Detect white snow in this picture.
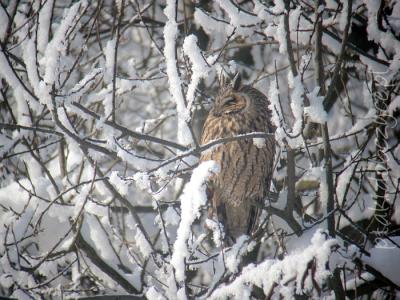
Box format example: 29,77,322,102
304,87,327,124
290,76,304,136
216,0,259,27
209,230,337,299
268,79,285,144
225,236,250,273
205,218,224,247
171,161,220,282
43,1,85,85
69,68,103,101
134,227,153,259
81,214,118,263
164,206,180,227
183,35,210,115
146,287,167,300
22,38,41,98
163,0,193,146
265,16,287,54
73,184,91,219
117,148,158,171
132,172,152,190
0,51,34,104
338,1,349,31
253,137,266,148
57,107,76,133
109,171,129,196
37,0,54,53
14,89,31,126
193,8,229,35
0,274,13,289
319,165,328,210
104,38,116,84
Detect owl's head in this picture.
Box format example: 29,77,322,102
212,73,247,117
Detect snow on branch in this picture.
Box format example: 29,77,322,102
289,75,304,138
268,79,285,145
209,230,337,299
0,51,36,107
163,0,192,146
39,0,87,109
171,161,220,282
104,38,117,84
37,0,54,53
193,8,230,35
216,0,259,27
183,35,211,116
22,38,41,102
43,1,86,86
304,87,327,124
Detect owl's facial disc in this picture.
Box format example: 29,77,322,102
219,95,246,115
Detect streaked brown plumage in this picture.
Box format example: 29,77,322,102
200,74,275,240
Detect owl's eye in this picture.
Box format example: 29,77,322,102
223,97,236,106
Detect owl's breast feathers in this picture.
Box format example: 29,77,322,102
200,113,275,237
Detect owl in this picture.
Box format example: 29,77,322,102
200,73,276,241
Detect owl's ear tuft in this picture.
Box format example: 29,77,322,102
218,71,241,89
218,71,227,88
231,72,242,90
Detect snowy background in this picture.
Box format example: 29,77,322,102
0,0,400,299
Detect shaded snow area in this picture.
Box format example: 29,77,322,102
362,237,400,286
